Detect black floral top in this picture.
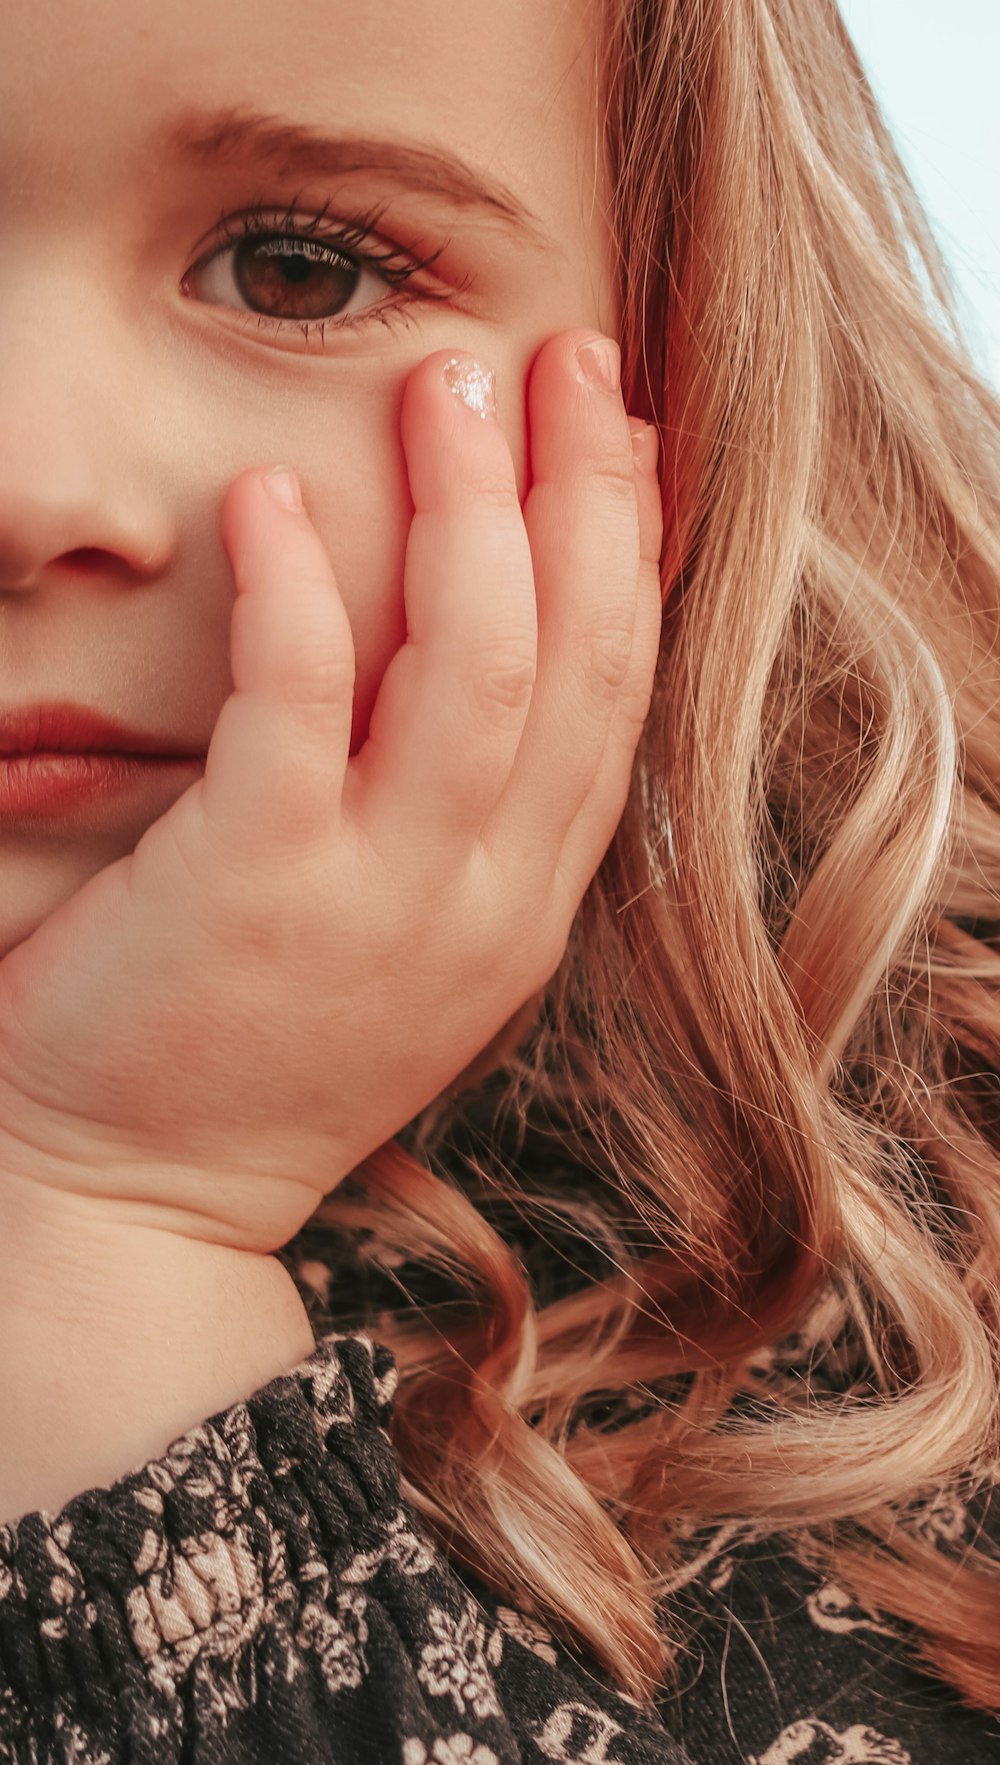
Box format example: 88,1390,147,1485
1,1324,998,1764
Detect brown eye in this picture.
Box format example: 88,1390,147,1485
181,203,450,349
190,229,385,327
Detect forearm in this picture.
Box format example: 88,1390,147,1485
0,1176,315,1525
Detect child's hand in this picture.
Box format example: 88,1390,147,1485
0,332,662,1255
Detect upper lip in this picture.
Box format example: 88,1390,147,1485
0,703,206,758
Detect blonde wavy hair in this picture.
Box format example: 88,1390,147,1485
299,0,1000,1717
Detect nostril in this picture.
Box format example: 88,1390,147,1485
58,548,109,574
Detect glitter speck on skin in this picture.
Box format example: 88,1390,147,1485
443,356,497,420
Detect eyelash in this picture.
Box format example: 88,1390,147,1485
184,193,456,347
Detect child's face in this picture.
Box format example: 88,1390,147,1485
0,0,616,954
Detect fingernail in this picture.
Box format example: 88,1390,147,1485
576,337,621,394
443,356,497,420
263,466,302,512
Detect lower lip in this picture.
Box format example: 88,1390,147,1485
0,753,205,817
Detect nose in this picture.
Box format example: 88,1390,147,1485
0,290,174,591
0,504,171,592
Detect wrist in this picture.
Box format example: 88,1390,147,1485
0,1177,316,1525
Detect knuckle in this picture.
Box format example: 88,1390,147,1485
469,648,537,717
591,453,639,505
473,470,521,514
277,645,355,710
579,618,634,698
622,677,656,742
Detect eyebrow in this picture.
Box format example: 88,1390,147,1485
160,105,548,247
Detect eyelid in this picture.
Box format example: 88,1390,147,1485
191,192,447,271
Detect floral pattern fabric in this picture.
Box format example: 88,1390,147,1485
0,1329,998,1763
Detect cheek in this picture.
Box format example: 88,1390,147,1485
348,548,409,756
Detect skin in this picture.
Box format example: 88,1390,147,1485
0,0,663,1520
0,0,618,957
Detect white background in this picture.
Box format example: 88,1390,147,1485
840,1,1000,389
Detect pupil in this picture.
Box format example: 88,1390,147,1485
280,254,312,286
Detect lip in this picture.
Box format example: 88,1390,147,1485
0,753,205,818
0,703,206,820
0,702,205,759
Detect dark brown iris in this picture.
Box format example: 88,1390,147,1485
232,236,358,321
